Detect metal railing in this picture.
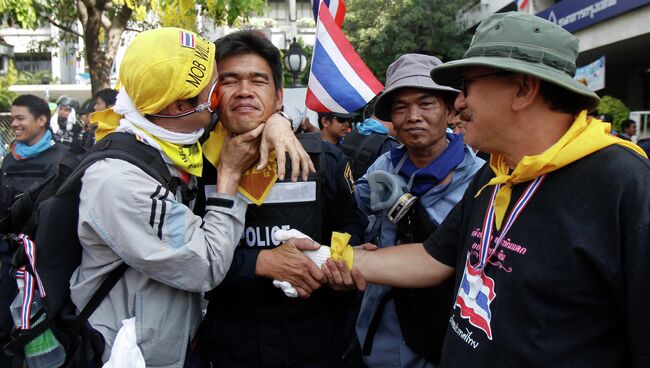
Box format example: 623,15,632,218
0,113,15,162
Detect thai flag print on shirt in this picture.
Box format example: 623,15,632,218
453,175,545,341
180,31,195,49
455,255,497,339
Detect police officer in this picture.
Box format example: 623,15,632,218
318,111,356,145
199,30,365,367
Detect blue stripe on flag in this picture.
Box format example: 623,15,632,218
475,289,492,318
311,41,367,112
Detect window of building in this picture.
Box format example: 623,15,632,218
14,52,51,73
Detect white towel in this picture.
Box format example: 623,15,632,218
272,229,331,298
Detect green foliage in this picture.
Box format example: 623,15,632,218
345,0,469,83
14,70,56,85
0,61,18,112
0,0,270,94
598,95,629,133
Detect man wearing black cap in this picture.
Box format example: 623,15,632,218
322,12,650,367
318,111,356,145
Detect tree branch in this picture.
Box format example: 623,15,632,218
77,0,89,26
45,16,84,38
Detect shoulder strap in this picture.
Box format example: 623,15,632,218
57,132,173,196
71,263,129,335
342,132,392,165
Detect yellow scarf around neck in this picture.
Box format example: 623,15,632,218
91,109,204,177
202,123,278,205
478,111,647,230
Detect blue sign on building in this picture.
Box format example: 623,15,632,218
536,0,650,33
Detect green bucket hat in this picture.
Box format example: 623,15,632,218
431,12,600,111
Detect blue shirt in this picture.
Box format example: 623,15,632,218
354,144,484,368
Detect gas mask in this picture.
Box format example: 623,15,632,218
367,170,417,224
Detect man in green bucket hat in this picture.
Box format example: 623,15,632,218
320,11,650,367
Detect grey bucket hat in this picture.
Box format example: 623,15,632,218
374,53,459,121
430,12,600,111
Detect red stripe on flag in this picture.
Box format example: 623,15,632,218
318,2,383,94
333,0,346,27
306,88,329,112
456,297,493,339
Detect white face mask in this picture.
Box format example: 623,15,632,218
113,89,204,145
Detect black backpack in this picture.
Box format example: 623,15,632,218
339,131,397,179
3,132,175,367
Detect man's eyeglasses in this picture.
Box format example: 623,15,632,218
149,81,221,119
458,71,512,97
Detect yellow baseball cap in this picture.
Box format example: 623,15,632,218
120,27,216,115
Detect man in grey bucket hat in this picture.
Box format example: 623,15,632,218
349,53,483,367
322,12,650,367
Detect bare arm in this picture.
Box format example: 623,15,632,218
258,112,315,181
353,243,454,288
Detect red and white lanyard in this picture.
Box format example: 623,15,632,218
475,175,546,271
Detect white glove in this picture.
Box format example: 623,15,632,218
272,229,331,298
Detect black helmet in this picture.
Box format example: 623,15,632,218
56,95,80,111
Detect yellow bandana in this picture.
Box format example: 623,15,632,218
202,123,277,205
478,111,647,230
91,109,204,177
330,232,354,269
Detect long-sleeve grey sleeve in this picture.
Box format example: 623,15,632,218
78,158,247,292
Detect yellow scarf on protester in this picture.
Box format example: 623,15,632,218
91,109,204,177
202,123,278,205
478,111,647,231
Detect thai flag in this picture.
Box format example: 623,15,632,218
516,0,529,11
306,1,383,113
312,0,345,28
454,256,496,340
180,31,195,49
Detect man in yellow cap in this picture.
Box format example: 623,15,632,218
69,27,309,367
321,12,650,367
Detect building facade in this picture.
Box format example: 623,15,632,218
459,0,650,111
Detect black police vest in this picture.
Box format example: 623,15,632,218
340,131,396,179
239,132,324,249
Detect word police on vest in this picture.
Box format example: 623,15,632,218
244,224,291,247
272,229,331,298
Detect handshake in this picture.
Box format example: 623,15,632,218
266,229,373,298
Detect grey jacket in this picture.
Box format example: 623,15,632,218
69,157,247,368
